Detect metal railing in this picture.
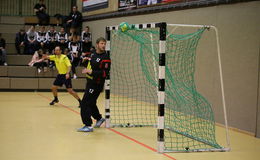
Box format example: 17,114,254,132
0,0,74,16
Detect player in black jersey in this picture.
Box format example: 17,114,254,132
66,6,82,33
57,27,68,51
68,35,81,79
36,26,47,50
78,37,111,132
81,26,92,53
46,26,57,53
34,0,49,25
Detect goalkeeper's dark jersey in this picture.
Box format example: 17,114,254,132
85,51,111,86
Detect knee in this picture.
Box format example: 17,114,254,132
67,89,74,94
51,86,57,90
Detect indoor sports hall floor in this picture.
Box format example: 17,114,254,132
0,92,260,160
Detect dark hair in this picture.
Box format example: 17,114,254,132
55,46,61,50
38,49,43,54
85,26,90,29
96,37,106,44
64,48,69,52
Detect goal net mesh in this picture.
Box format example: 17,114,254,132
109,25,222,151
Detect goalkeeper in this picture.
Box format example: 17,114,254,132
78,37,111,132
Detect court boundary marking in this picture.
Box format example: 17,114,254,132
37,92,256,137
37,93,176,160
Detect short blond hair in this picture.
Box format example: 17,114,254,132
96,37,106,44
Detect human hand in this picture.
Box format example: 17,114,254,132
83,57,91,61
66,73,70,79
82,68,92,74
42,54,48,59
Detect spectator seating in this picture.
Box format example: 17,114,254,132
0,16,85,91
24,16,62,26
6,55,32,65
0,65,86,90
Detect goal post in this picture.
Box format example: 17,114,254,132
105,22,230,153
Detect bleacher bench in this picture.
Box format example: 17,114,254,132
24,16,62,26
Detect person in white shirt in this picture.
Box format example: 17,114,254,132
25,26,38,55
28,49,48,73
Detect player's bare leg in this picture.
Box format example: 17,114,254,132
67,88,81,107
50,85,59,105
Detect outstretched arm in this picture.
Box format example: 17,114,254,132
42,54,50,60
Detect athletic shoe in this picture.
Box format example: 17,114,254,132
77,126,93,132
94,118,105,128
49,99,59,105
73,74,77,79
4,62,7,66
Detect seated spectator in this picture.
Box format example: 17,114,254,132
15,29,26,54
46,26,58,54
0,33,7,66
68,35,81,79
34,0,50,25
28,49,48,73
81,26,92,53
45,26,57,69
66,6,82,33
36,26,47,50
57,27,68,51
68,27,77,42
63,48,69,56
25,26,38,55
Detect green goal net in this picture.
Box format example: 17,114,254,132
107,23,226,152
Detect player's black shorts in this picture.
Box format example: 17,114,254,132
53,74,72,88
